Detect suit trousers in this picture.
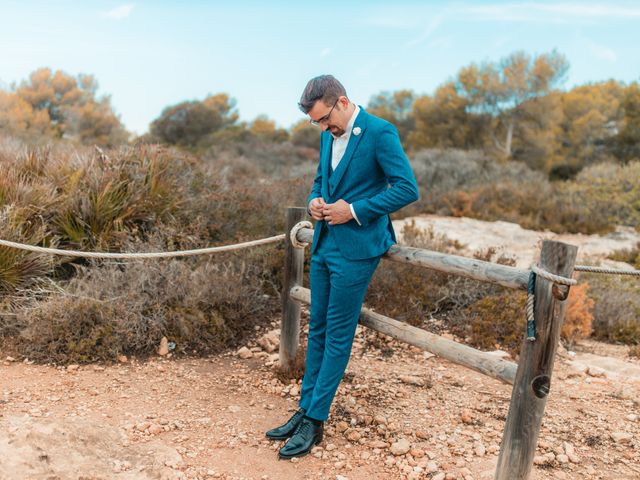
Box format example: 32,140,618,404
298,224,381,421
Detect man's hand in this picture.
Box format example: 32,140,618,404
308,197,326,221
323,199,353,225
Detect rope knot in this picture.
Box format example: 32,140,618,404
290,221,313,249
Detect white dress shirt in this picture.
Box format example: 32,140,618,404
316,104,362,225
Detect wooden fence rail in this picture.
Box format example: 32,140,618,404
281,207,577,480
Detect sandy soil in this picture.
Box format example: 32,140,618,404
1,325,639,480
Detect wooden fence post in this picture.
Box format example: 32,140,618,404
279,207,307,376
495,240,578,479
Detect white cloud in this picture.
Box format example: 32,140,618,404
457,3,640,22
405,14,445,48
586,39,618,62
320,48,331,58
102,4,134,20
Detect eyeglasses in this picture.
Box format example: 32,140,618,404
309,98,339,127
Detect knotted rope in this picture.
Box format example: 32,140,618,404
289,221,313,249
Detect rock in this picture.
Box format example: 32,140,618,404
399,375,425,387
426,461,438,473
149,424,164,435
289,385,299,396
432,473,446,480
415,430,429,440
117,355,128,363
587,366,607,378
626,414,638,422
67,364,80,372
460,409,474,425
336,476,349,480
237,347,253,359
474,443,486,457
390,438,411,456
563,442,580,463
556,454,569,464
158,337,169,356
325,443,336,451
228,405,241,413
5,356,15,362
610,432,633,444
336,421,349,433
346,430,361,442
257,330,280,353
409,448,425,458
370,440,388,449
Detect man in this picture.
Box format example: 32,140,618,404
266,75,419,459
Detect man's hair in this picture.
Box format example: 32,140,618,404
298,75,347,114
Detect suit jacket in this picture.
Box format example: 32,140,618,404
307,107,419,260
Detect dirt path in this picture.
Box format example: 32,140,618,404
1,323,639,480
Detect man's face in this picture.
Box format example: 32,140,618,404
308,96,349,136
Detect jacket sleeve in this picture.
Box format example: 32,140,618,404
351,123,419,226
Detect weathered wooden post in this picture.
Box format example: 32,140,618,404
279,207,307,376
495,240,578,480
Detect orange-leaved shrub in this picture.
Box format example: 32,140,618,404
561,282,595,345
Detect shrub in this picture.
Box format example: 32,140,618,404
561,282,595,345
15,248,282,363
460,291,526,357
584,273,640,345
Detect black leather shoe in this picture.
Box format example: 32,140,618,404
265,408,306,440
278,417,324,459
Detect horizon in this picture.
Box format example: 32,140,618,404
1,1,639,135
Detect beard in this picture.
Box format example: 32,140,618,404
329,124,346,137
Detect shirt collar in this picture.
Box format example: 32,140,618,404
331,104,360,140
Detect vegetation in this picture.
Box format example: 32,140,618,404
0,50,638,363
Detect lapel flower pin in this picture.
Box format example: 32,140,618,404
352,127,361,136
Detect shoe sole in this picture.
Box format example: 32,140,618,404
277,435,323,460
265,433,291,441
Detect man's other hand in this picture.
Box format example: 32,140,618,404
308,197,326,221
323,199,353,225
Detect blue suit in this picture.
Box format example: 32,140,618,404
299,107,419,421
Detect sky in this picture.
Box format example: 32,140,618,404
1,1,639,135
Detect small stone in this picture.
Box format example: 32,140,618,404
5,356,15,362
410,448,425,458
336,421,349,433
474,443,486,457
432,474,446,480
587,366,607,378
390,438,411,456
325,443,336,451
228,405,241,413
610,432,633,444
346,430,361,442
415,430,429,440
626,414,638,422
426,461,438,473
556,454,569,464
399,375,425,386
148,424,163,435
158,337,169,356
237,347,253,359
563,442,580,463
460,409,474,425
117,355,128,363
67,364,80,372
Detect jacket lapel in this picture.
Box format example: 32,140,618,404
321,132,332,199
328,108,367,196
